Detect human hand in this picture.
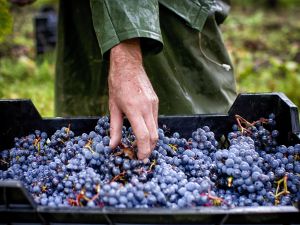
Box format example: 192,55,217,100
108,38,159,160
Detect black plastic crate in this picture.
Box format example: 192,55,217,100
0,93,299,224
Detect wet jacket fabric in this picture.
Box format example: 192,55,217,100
55,0,236,116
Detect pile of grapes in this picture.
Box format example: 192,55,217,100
0,114,299,208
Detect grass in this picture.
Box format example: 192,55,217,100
222,4,300,108
0,53,55,117
0,2,55,117
0,2,300,117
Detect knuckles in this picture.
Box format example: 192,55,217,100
123,97,156,114
151,96,159,105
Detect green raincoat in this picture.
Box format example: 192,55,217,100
55,0,237,116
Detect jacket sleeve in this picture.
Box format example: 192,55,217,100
90,0,163,57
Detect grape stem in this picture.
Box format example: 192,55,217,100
75,190,90,206
90,184,101,201
110,159,156,183
0,159,9,165
148,159,156,171
110,171,127,183
168,144,178,151
275,174,290,205
235,115,269,135
84,139,95,153
206,189,226,206
227,176,233,187
115,143,137,159
33,137,41,155
67,198,77,206
68,185,101,207
65,124,71,135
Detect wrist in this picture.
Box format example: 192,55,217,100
110,38,142,69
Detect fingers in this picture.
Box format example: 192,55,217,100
126,113,151,160
152,98,159,143
124,95,158,160
144,112,158,151
108,94,158,160
152,96,159,128
109,102,123,149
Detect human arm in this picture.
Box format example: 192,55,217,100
89,0,163,158
108,38,159,160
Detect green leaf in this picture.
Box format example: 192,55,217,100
0,0,13,42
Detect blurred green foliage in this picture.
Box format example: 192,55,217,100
0,53,55,117
230,0,300,8
0,1,55,116
32,0,58,9
222,2,300,109
0,0,299,117
0,0,13,42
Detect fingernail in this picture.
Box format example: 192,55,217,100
109,140,114,148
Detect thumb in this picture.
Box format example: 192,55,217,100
109,102,123,149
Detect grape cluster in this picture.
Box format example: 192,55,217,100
0,114,299,208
